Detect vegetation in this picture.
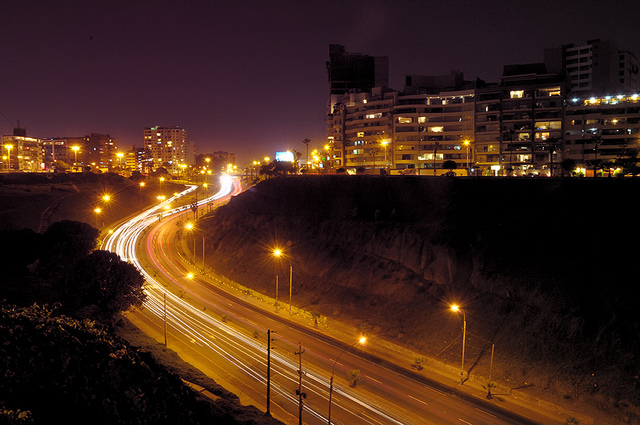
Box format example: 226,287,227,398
0,216,283,425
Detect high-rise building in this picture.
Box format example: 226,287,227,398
545,39,640,96
564,94,640,175
475,63,567,176
2,127,43,172
143,126,188,174
84,133,117,172
41,136,84,170
326,44,389,115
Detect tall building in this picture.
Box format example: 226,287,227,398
564,94,640,174
41,137,83,169
475,64,567,176
143,126,188,174
328,70,476,174
394,88,475,174
84,133,117,172
326,44,389,115
545,39,640,96
2,127,43,172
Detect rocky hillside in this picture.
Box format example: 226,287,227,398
201,175,640,422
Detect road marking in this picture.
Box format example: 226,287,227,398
408,394,429,406
361,411,385,425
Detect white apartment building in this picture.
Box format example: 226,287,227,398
143,126,188,174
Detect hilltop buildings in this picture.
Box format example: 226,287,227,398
327,42,640,176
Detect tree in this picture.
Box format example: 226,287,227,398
38,221,99,280
442,160,457,171
63,250,145,320
560,158,577,177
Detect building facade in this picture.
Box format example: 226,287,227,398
2,128,43,172
545,39,640,96
474,64,567,176
143,126,188,174
564,94,640,175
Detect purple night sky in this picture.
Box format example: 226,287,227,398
2,0,640,166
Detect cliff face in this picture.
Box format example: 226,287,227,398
202,175,640,405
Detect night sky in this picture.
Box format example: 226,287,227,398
2,0,640,166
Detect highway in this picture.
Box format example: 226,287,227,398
103,175,553,425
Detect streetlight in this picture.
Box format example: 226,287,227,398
381,139,390,173
71,146,80,168
272,248,293,315
185,222,205,270
94,207,101,228
4,144,13,171
117,152,124,170
450,304,466,384
463,139,471,176
139,182,145,208
328,336,367,425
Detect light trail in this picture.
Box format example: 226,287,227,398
103,175,542,425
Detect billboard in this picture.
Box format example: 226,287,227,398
275,151,294,162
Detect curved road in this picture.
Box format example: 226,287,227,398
103,175,559,425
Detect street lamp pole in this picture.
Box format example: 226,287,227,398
328,337,366,425
288,259,293,315
451,304,466,384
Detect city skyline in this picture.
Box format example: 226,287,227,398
2,0,640,166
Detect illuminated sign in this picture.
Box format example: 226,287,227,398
275,151,294,162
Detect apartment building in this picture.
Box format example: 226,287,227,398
564,94,640,174
545,39,640,96
143,126,188,174
2,128,43,172
394,89,475,174
475,64,567,176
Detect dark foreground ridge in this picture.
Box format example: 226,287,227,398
201,175,640,425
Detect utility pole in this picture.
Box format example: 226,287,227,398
267,330,276,415
289,260,293,315
295,343,306,425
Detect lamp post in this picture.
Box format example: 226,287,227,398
94,207,101,228
273,248,293,315
328,337,366,425
4,144,13,171
185,222,205,270
450,304,466,384
381,139,390,173
71,146,80,169
463,139,471,176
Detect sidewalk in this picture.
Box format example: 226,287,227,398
179,254,593,425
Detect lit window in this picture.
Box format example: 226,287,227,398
357,132,365,137
397,117,412,124
429,126,444,132
510,90,524,98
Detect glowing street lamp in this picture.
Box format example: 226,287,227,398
328,336,367,425
94,207,102,228
272,248,293,315
450,304,466,384
4,144,13,171
71,146,80,167
185,222,205,270
381,139,390,172
462,139,471,175
116,152,124,170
